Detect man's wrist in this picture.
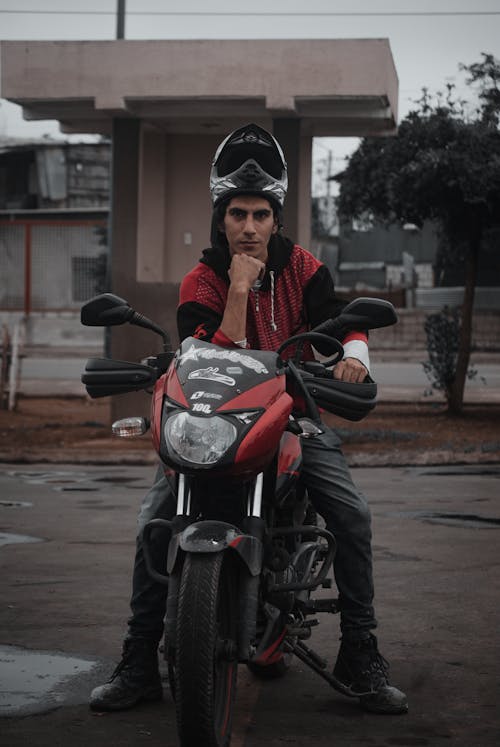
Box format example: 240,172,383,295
343,339,370,373
230,281,251,295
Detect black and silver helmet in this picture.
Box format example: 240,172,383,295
210,123,288,208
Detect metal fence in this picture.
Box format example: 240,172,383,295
0,218,108,313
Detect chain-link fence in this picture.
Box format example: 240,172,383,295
0,218,108,312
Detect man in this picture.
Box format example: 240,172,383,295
90,123,408,715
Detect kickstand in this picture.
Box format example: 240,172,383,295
284,639,355,698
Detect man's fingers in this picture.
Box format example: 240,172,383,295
333,358,367,383
229,254,265,286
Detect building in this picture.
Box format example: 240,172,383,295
0,139,110,348
0,37,399,412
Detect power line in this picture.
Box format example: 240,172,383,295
0,9,499,16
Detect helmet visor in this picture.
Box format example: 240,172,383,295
214,124,286,179
210,123,288,208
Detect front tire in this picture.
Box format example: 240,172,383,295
175,552,238,747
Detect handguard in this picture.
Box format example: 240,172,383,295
302,375,377,421
81,357,157,398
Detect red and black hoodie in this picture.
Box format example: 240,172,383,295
177,235,367,356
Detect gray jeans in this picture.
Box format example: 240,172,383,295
128,427,376,642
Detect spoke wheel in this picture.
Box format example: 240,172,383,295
175,552,238,747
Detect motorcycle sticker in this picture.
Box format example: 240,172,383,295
192,402,212,414
191,390,223,400
188,367,236,386
179,344,269,374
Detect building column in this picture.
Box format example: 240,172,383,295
109,118,150,421
110,118,140,309
108,119,180,422
272,119,311,248
273,119,300,239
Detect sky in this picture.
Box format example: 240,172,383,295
0,0,499,193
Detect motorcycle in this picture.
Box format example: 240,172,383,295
81,293,397,747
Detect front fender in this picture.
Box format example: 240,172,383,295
178,520,263,576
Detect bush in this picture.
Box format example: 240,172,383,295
422,307,478,400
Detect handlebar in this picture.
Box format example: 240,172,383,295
309,317,343,338
277,331,343,368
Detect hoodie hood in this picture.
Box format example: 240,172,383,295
199,233,294,292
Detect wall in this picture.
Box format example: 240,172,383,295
136,126,313,285
368,309,500,352
1,308,497,354
163,132,219,282
65,143,110,208
0,217,108,311
340,221,439,264
0,310,103,349
0,142,110,211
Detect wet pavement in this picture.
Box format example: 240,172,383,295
0,531,43,548
0,463,499,746
0,645,97,717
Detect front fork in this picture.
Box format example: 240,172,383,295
143,472,338,664
142,472,266,661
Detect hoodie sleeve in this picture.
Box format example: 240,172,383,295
177,263,241,348
177,300,222,343
303,264,368,351
303,264,346,326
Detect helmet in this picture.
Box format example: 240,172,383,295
210,123,288,208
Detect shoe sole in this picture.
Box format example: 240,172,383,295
90,687,163,712
359,694,408,715
331,675,408,715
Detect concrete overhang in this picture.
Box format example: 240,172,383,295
0,39,398,136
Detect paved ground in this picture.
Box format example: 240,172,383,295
1,463,499,746
2,346,499,744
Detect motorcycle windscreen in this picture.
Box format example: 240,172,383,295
169,337,283,411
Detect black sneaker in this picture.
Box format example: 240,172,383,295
333,634,408,714
89,637,163,712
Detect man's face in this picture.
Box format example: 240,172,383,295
221,195,278,263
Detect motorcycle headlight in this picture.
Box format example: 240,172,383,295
164,412,238,465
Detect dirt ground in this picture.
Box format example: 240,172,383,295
1,396,499,465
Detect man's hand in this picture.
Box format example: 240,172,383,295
333,357,368,383
220,254,265,344
228,254,265,292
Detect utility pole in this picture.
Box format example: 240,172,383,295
327,149,333,197
106,2,126,361
116,0,126,39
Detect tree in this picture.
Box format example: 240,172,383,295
337,53,500,414
461,52,500,128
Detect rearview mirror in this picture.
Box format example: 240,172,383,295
81,293,172,350
81,293,134,327
336,297,398,330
